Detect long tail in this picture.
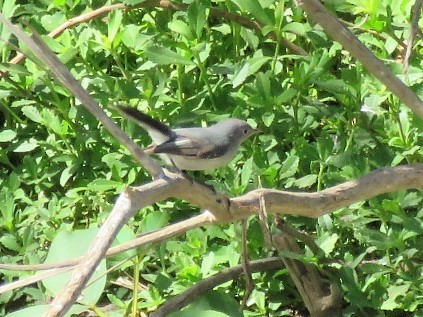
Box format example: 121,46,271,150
116,106,175,142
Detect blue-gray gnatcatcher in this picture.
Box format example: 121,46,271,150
117,106,258,171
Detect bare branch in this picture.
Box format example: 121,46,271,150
2,165,423,305
0,208,213,295
0,210,213,274
232,164,423,219
150,257,284,317
240,220,253,309
298,0,423,120
273,230,342,317
0,267,73,294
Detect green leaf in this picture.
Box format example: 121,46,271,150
87,179,124,192
42,228,107,305
13,139,38,152
317,233,338,255
0,234,20,251
275,87,297,103
280,155,299,179
230,62,249,88
0,129,16,142
60,165,75,187
108,10,123,44
109,225,137,262
145,45,194,65
262,112,274,127
240,156,254,188
21,105,43,123
139,210,169,232
1,0,19,18
201,252,215,276
255,72,271,100
188,1,208,38
42,109,63,135
7,304,85,317
381,284,411,310
247,56,271,75
0,191,15,230
169,291,242,317
294,174,317,188
231,0,273,25
282,22,307,35
0,63,30,75
121,24,141,48
40,12,65,32
168,20,193,39
122,0,147,4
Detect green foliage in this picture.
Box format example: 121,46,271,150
1,0,423,316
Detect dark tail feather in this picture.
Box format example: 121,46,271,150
116,105,174,138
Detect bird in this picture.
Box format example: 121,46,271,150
116,105,258,171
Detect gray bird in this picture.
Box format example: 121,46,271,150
117,106,258,171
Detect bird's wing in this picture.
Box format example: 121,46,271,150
153,134,227,159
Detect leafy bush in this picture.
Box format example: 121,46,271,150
1,0,423,316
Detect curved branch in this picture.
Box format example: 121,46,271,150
150,257,284,317
232,164,423,219
2,165,423,290
3,9,423,316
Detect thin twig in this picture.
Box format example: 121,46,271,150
0,209,213,295
240,220,253,310
259,190,273,249
404,0,423,73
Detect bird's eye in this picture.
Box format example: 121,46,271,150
243,128,249,134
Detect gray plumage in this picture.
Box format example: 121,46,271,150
117,106,258,170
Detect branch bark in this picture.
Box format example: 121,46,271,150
2,165,423,297
232,165,423,219
273,230,342,317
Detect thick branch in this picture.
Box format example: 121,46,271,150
232,165,423,219
2,164,423,273
298,0,423,120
